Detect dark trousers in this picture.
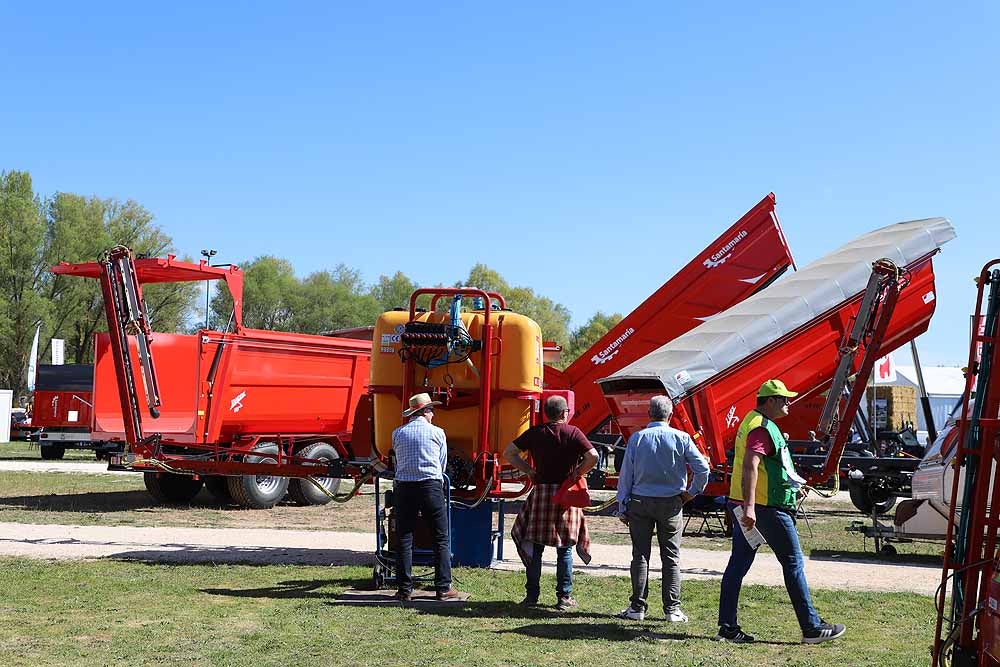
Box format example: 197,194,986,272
394,479,452,594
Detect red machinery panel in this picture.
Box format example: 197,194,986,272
32,364,94,435
546,193,794,436
92,330,371,455
32,391,93,431
603,256,942,496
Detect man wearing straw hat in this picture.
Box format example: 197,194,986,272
392,392,465,602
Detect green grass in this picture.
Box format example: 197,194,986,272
0,471,375,532
0,469,942,561
0,440,101,460
0,558,935,667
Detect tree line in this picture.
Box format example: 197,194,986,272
1,169,621,400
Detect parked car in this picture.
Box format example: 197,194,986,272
9,408,35,441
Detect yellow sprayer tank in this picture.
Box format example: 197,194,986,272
371,308,543,463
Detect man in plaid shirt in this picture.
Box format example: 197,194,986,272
504,395,599,610
392,393,465,602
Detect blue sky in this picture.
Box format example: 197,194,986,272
2,2,996,365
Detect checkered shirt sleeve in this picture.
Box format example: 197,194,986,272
392,418,447,482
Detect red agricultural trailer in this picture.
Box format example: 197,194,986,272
29,364,120,459
53,248,375,508
600,217,957,497
545,193,795,441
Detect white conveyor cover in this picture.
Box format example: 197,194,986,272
599,217,956,399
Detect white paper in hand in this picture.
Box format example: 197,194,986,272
732,505,767,549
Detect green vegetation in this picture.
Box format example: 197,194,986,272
0,463,941,561
588,492,945,559
2,169,614,397
0,470,374,532
0,558,935,667
0,441,97,460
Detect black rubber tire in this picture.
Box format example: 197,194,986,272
204,476,234,504
143,472,204,504
227,443,290,509
586,467,607,491
287,442,342,506
848,480,897,516
40,444,66,460
880,544,898,556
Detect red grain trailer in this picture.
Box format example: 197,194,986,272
599,217,957,497
54,249,374,508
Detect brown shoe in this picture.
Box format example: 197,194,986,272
555,596,578,611
436,588,465,601
394,590,412,602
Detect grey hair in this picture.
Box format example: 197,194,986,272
544,395,569,421
648,395,673,421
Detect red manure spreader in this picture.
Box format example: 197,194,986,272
53,249,373,508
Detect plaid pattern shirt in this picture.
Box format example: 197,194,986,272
392,416,447,482
512,483,592,567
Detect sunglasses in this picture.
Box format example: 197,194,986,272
771,396,790,405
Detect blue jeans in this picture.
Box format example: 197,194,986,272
718,502,822,632
525,544,573,600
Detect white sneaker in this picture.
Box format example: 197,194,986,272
666,609,689,623
616,606,645,620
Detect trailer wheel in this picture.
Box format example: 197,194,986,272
144,472,204,504
848,479,897,516
204,476,234,504
227,443,290,509
40,444,66,460
287,442,342,506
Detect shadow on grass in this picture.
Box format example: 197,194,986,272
494,621,799,644
104,544,373,566
202,576,370,600
0,489,243,513
0,490,160,512
808,548,942,567
407,600,612,620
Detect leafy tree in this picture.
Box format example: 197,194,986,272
211,256,298,331
289,266,382,334
0,171,48,397
562,311,624,367
45,193,196,363
372,271,419,312
456,263,571,348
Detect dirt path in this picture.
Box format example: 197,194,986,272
0,461,935,594
0,460,131,475
0,521,941,596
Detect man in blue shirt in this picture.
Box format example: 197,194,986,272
392,393,465,602
616,395,710,622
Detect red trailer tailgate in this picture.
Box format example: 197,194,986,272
599,217,956,492
551,193,794,436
